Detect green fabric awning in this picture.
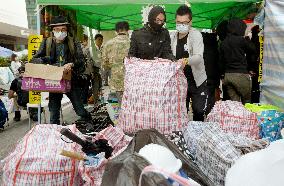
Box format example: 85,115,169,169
37,0,261,30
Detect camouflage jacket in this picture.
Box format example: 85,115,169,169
82,45,94,76
102,34,130,91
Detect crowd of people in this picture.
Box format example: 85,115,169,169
7,4,260,125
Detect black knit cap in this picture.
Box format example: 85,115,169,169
148,6,166,23
49,15,70,27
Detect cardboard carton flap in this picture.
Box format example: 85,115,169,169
23,63,71,80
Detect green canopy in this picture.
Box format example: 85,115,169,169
37,0,260,30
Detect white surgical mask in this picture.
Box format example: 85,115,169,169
176,24,190,34
53,31,67,41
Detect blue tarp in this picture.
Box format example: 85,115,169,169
0,46,13,58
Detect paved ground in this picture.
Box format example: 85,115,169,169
0,103,78,160
0,102,80,182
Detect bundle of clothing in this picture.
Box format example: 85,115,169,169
75,103,114,135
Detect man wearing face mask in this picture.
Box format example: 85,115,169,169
32,16,93,127
171,5,208,121
102,21,130,104
128,6,175,60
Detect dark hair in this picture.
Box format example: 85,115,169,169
11,53,17,59
176,5,192,20
18,66,25,73
148,6,166,23
115,21,130,32
83,34,88,41
95,34,103,40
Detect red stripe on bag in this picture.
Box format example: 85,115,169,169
15,170,73,175
13,126,36,185
70,159,76,186
176,72,182,129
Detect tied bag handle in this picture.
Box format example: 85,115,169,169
138,165,194,186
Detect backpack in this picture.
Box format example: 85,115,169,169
16,78,29,107
0,99,8,129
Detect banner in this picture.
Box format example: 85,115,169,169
28,35,43,104
258,36,264,82
260,0,284,109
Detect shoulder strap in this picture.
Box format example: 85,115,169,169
46,37,53,57
67,36,75,57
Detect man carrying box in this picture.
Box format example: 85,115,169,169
32,16,92,126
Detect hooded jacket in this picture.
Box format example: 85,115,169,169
128,6,175,61
219,19,256,77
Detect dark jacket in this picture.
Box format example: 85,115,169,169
202,32,220,88
128,25,175,61
219,19,256,77
31,36,86,81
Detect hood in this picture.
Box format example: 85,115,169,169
148,6,166,24
227,19,247,36
216,20,228,41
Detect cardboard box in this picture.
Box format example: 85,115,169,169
22,63,71,93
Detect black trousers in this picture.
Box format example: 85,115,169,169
80,76,91,104
206,84,217,115
186,81,209,121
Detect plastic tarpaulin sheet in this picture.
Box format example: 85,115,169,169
37,0,260,30
260,0,284,109
0,67,14,86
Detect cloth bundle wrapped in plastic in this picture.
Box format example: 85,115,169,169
118,57,188,134
245,103,284,142
258,110,284,142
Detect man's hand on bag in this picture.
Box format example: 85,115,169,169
63,63,74,73
249,71,256,77
181,58,189,68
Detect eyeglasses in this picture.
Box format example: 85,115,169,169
176,20,192,24
155,18,165,24
53,28,67,32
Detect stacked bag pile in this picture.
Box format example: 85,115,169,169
179,101,284,186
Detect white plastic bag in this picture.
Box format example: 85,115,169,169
226,139,284,186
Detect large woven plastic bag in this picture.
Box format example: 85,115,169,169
206,100,259,139
118,57,188,134
1,124,84,186
191,122,269,186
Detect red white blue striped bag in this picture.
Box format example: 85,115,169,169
118,58,188,134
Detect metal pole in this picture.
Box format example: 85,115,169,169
36,4,41,124
38,104,41,124
36,5,41,35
